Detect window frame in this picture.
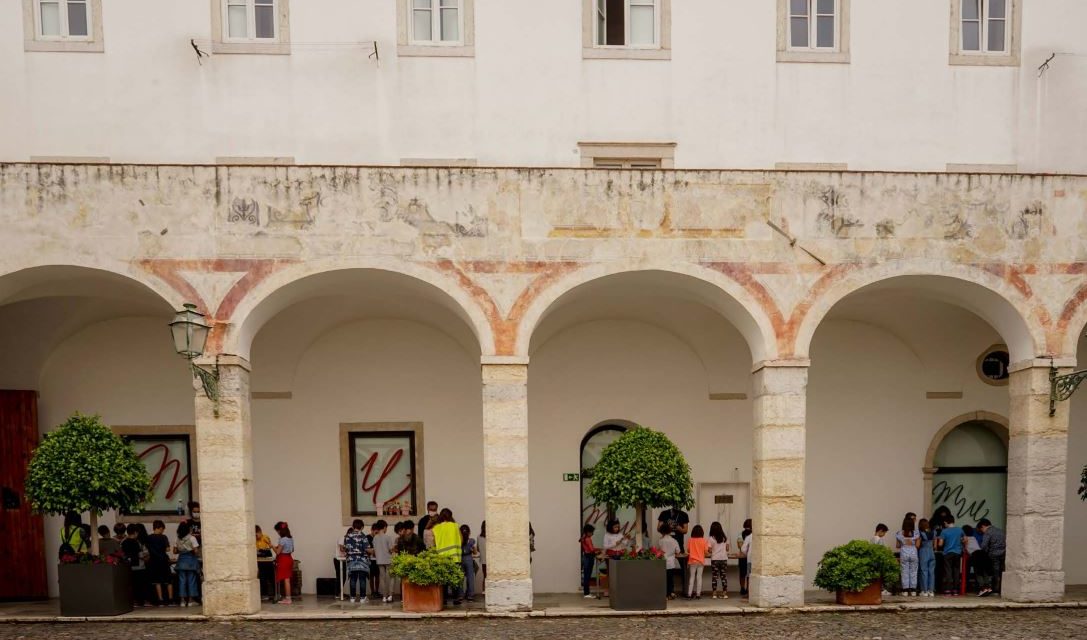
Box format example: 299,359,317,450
211,0,291,55
579,142,676,169
776,0,850,64
582,0,671,60
339,422,426,526
397,0,475,58
221,0,279,44
949,0,1020,67
22,0,103,53
113,425,199,524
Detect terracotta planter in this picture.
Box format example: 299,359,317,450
836,580,882,606
608,558,667,611
58,562,133,616
401,580,444,613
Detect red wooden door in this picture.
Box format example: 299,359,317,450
0,391,47,600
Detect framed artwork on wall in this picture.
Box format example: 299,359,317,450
340,423,424,523
113,426,198,521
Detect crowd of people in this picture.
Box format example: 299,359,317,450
579,508,755,600
58,502,205,607
871,506,1006,597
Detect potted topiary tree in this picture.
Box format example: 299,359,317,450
586,426,693,611
25,413,153,616
813,540,901,606
390,549,465,613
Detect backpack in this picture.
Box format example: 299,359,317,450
59,527,83,559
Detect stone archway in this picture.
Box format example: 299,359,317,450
923,411,1009,524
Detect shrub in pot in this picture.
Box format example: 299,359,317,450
390,549,464,612
586,427,693,610
25,413,152,616
813,540,900,606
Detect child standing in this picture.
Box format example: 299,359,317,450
371,520,395,603
579,524,598,598
896,517,920,596
343,519,370,603
478,521,487,594
174,521,201,607
460,524,478,602
917,518,936,596
122,524,149,607
147,520,173,606
686,525,708,599
659,522,682,600
707,522,729,599
273,521,295,604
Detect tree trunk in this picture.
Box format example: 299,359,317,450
89,511,99,556
634,503,645,551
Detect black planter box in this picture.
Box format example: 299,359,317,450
59,563,133,617
608,558,666,611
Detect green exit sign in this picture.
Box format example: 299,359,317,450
563,473,580,482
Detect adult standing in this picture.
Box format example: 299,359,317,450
431,509,464,604
977,518,1005,596
657,506,690,551
255,525,276,601
417,501,439,537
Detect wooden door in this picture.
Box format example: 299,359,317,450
0,391,47,600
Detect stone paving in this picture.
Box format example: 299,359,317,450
2,609,1087,639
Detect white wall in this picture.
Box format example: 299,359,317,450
1,0,1084,171
250,318,484,594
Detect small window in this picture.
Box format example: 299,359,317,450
959,0,1007,53
594,0,658,47
949,0,1019,66
34,0,89,40
225,0,278,41
788,0,837,50
410,0,463,44
593,159,662,169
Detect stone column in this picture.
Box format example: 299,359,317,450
750,360,809,608
193,355,260,615
481,357,532,612
1003,362,1070,602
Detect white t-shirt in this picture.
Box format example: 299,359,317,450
660,535,681,570
741,533,753,566
602,532,627,553
478,535,487,564
964,536,980,555
334,537,346,560
708,537,729,561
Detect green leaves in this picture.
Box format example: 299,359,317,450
585,427,694,511
25,413,153,517
813,540,901,593
390,550,464,587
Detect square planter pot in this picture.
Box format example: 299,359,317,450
59,562,133,616
401,580,444,613
608,558,666,611
836,579,882,606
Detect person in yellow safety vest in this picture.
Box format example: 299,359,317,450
431,508,464,604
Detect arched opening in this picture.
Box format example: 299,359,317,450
0,266,189,600
1066,328,1087,585
237,269,485,595
928,418,1009,529
526,269,764,593
579,422,635,554
805,274,1029,586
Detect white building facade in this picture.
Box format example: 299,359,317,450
1,0,1087,615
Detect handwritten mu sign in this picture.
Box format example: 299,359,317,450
349,431,418,517
126,435,193,515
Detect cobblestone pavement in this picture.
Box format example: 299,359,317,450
3,609,1087,640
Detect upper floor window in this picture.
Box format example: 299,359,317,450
410,0,462,44
23,0,102,52
776,0,849,63
579,142,676,169
36,0,88,39
960,0,1006,53
211,0,290,54
582,0,670,60
397,0,475,57
224,0,277,41
788,0,837,50
949,0,1020,66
